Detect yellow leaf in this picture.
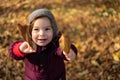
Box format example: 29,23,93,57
74,43,79,49
17,23,36,50
59,34,71,54
91,60,99,66
113,52,120,62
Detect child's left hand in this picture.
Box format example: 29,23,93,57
59,33,77,61
63,49,76,61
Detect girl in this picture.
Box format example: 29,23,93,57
9,9,77,80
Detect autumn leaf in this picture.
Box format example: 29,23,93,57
17,23,28,41
59,34,71,54
17,23,36,50
113,51,120,62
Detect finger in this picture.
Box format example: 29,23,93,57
29,49,35,53
29,47,36,53
19,42,28,52
63,51,71,61
68,49,76,61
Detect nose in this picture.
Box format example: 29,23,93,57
39,30,44,36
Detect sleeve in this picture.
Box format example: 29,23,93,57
56,47,67,60
71,44,78,55
8,40,26,60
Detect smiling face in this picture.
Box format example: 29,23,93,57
31,17,53,46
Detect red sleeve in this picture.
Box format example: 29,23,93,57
13,42,26,57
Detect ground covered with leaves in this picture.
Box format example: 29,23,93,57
0,0,120,80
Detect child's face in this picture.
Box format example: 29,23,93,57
31,17,53,46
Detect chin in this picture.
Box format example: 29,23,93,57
37,43,48,47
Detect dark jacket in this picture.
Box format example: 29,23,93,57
8,39,77,80
9,9,78,80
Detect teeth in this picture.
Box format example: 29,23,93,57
38,39,46,41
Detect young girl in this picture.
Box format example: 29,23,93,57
9,9,77,80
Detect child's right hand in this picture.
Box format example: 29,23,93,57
19,41,36,54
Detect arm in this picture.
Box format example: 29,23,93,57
8,40,26,60
8,40,36,60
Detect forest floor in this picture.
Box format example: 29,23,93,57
0,0,120,80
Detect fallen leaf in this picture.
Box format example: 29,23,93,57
59,34,71,54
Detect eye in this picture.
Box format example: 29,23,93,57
33,28,39,31
45,27,51,31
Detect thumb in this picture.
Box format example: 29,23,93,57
19,42,29,50
19,42,36,53
63,51,71,61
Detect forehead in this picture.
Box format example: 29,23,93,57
33,17,51,26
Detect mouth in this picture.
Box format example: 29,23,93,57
37,39,47,43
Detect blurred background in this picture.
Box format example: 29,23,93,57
0,0,120,80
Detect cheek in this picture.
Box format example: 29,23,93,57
50,35,53,40
49,31,53,39
31,32,36,40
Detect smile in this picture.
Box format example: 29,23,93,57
37,39,47,42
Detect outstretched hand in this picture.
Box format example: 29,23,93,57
63,49,76,61
59,34,76,61
19,41,36,54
